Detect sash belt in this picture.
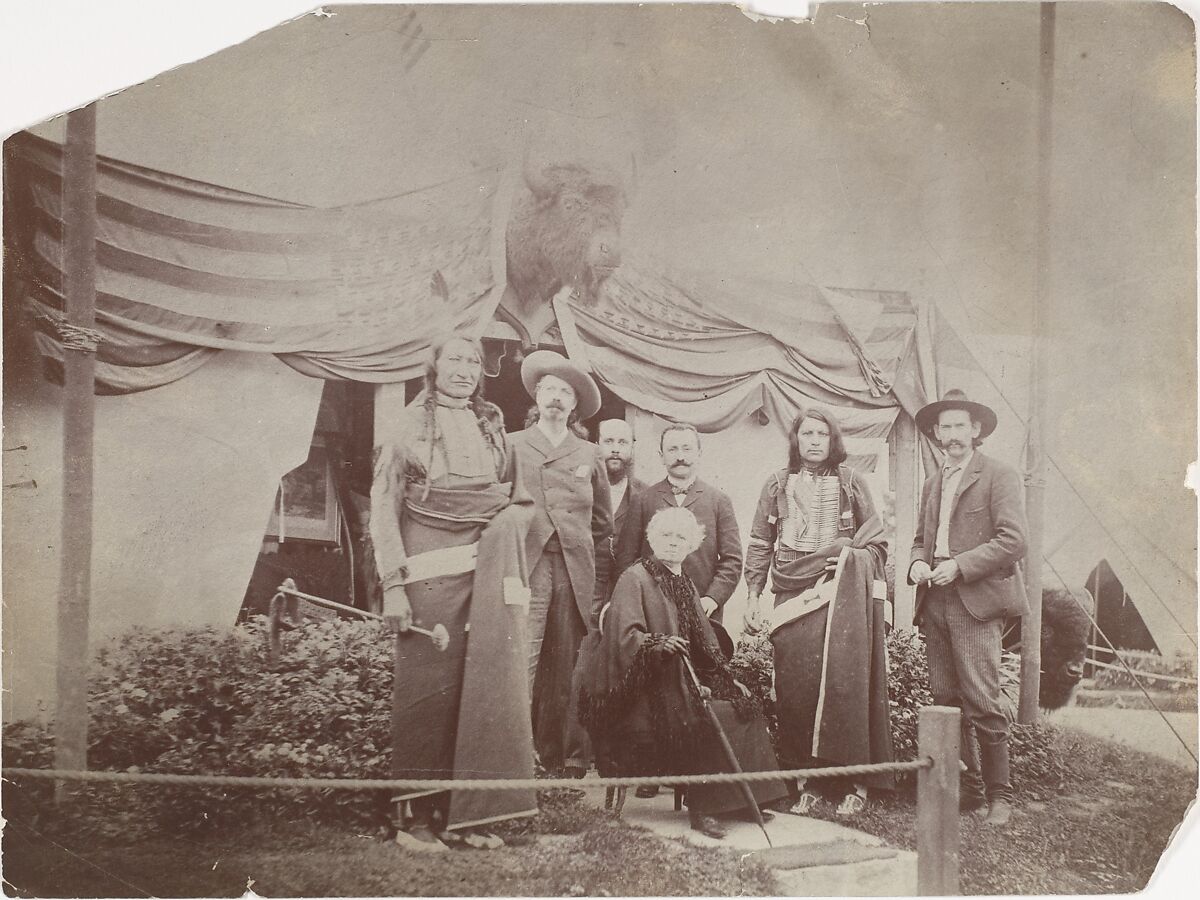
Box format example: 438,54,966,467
402,542,479,585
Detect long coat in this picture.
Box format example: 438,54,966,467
510,426,612,625
909,451,1030,623
616,478,743,617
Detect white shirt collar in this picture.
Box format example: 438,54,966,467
666,474,697,492
943,449,974,475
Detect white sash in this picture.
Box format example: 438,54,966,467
768,545,849,634
402,542,479,584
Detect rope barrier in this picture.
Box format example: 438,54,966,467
2,760,930,792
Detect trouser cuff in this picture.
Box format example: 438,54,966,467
986,784,1014,802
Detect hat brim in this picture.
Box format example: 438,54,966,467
914,398,998,438
520,350,602,420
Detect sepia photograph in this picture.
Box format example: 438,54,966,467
1,1,1197,896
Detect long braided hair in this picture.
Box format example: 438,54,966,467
412,333,505,499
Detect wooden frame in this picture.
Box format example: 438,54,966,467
265,435,341,544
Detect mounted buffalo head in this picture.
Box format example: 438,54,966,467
1039,586,1095,710
505,151,635,312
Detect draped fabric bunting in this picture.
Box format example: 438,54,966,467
558,266,917,469
4,132,511,393
6,130,926,470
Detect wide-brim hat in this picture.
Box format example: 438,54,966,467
914,388,998,439
520,349,602,420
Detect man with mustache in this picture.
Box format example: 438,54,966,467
594,418,645,600
616,422,743,623
510,351,612,777
908,389,1029,827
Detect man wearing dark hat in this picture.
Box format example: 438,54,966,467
909,389,1029,828
510,350,612,776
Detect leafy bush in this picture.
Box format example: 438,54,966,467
885,629,935,763
3,617,395,838
727,625,776,722
1092,648,1197,692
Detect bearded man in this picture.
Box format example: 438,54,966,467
594,417,645,599
908,389,1029,827
510,351,612,776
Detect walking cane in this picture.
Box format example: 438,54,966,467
680,653,773,847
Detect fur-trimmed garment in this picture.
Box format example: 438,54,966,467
579,558,785,813
369,392,537,830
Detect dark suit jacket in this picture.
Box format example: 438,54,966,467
596,475,646,601
511,426,612,625
909,451,1029,623
616,477,743,617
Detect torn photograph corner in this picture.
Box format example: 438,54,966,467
0,1,1196,897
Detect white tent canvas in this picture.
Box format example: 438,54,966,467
3,4,1194,719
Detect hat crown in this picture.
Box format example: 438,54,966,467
941,388,970,402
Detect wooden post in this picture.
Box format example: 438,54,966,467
1020,2,1056,724
55,103,99,791
917,705,960,896
891,412,919,628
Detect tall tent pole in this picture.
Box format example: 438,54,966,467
55,103,98,789
891,413,919,628
1019,4,1056,724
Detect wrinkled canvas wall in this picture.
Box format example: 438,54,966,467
2,351,322,720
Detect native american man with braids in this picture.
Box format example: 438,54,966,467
369,332,536,852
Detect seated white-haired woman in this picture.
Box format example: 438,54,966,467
579,506,786,839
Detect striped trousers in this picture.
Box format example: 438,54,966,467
920,582,1012,800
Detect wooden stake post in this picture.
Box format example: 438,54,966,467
916,705,960,896
55,104,98,792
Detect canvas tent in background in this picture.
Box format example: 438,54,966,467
3,3,1194,719
907,305,1198,660
2,126,918,723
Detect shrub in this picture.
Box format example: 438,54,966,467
3,617,396,838
727,625,776,719
885,629,935,764
1092,648,1197,692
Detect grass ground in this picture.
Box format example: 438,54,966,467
3,723,1194,896
1,791,776,898
806,721,1197,894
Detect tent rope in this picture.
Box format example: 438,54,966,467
1044,559,1198,765
36,309,104,353
936,320,1196,648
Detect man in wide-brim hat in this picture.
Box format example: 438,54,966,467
510,350,611,777
907,388,1029,828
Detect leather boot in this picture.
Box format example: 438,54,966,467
978,735,1012,800
983,797,1013,827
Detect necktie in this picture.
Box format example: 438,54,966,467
670,484,688,496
